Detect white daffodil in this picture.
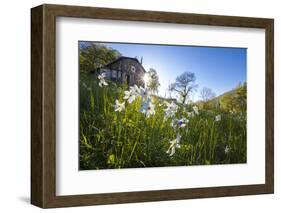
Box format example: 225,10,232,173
130,85,140,95
171,118,189,129
192,106,199,115
123,90,136,103
139,98,155,117
98,73,108,87
215,114,221,122
98,72,106,79
166,134,181,156
99,78,108,87
138,86,149,99
178,118,189,127
124,85,141,103
166,101,178,111
146,101,155,117
164,101,178,119
225,146,230,154
114,100,125,112
187,111,195,118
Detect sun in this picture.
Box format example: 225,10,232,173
143,73,150,87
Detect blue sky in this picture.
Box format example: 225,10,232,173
94,42,246,101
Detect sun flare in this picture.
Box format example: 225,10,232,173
143,73,150,87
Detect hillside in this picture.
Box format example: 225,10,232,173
198,83,247,112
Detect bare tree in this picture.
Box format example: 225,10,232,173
200,87,216,102
168,72,197,104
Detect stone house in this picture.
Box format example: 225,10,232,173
95,56,146,87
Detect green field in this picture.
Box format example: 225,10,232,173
79,77,247,170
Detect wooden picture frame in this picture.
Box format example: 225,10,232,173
31,4,274,208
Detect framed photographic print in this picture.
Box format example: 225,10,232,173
31,4,274,208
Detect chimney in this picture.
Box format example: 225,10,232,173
140,57,143,64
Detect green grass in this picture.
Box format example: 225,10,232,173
79,78,246,170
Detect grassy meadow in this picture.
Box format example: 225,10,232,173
79,77,247,170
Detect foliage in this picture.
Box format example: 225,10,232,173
219,83,247,113
79,42,121,77
145,68,160,94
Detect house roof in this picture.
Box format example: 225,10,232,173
104,56,147,73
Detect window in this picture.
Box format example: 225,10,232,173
112,70,117,79
131,65,136,73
